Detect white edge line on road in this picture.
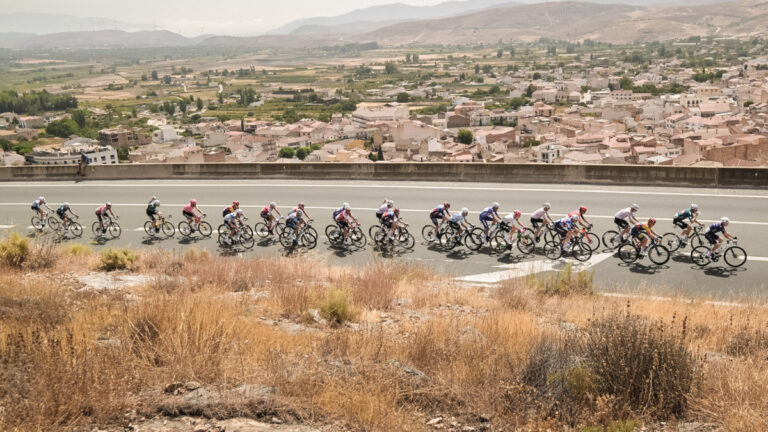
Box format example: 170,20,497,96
1,182,767,199
1,203,766,226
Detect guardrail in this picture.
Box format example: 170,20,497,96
1,163,766,188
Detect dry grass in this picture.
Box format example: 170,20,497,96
1,243,767,431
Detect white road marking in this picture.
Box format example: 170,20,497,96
749,256,768,262
455,253,614,284
0,224,15,229
2,182,767,199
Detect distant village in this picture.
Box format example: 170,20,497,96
3,55,768,168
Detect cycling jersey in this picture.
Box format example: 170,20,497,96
479,207,496,220
630,223,650,239
260,205,275,217
56,204,69,217
675,209,694,220
95,205,109,215
224,213,238,224
31,199,43,209
222,206,236,217
503,214,518,225
531,208,548,219
568,210,581,220
335,210,349,222
449,213,465,224
431,205,448,217
615,208,633,220
333,206,345,219
376,204,389,215
706,223,726,236
554,217,573,236
183,203,196,213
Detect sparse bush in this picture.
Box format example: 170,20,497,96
63,243,92,257
317,288,356,325
99,248,138,271
725,326,768,357
24,241,60,270
531,263,594,297
0,233,30,268
183,247,210,263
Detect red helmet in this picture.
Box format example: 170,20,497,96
298,202,305,209
233,201,240,207
190,199,198,206
513,210,522,218
648,217,656,226
579,206,587,213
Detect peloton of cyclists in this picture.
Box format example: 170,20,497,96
291,203,313,223
673,204,703,247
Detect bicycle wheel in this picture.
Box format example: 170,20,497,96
690,234,704,248
327,227,343,245
301,231,318,249
690,246,711,267
325,224,337,240
490,232,509,254
571,241,592,262
517,232,536,254
465,230,483,251
162,221,175,237
108,222,121,238
544,241,563,260
351,227,367,248
144,221,156,237
399,232,415,249
275,222,286,236
92,221,101,236
618,244,639,264
178,221,192,237
199,222,213,237
724,246,747,268
368,225,379,240
31,216,44,231
217,224,228,237
602,230,622,249
279,231,295,248
543,228,557,244
217,233,230,247
583,232,600,252
69,222,83,237
254,222,270,238
660,233,681,252
648,245,670,266
47,217,60,232
240,235,255,249
241,225,254,240
422,225,437,242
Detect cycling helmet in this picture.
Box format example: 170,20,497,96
461,208,469,216
691,204,699,211
342,202,349,208
513,210,522,218
297,202,304,208
543,202,551,209
297,209,304,217
579,206,587,213
631,203,639,211
648,217,657,226
155,201,160,207
39,196,45,202
152,195,157,200
269,201,276,208
721,216,730,225
387,200,394,208
190,199,198,206
444,202,451,208
233,201,240,207
570,215,579,222
236,209,244,215
105,202,112,208
394,208,400,215
344,204,351,211
492,202,500,209
62,202,69,207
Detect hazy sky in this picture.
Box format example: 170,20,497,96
2,0,447,36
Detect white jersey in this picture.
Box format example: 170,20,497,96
615,208,634,220
531,208,548,219
376,204,389,215
503,214,517,224
449,213,465,224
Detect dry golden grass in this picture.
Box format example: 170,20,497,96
0,245,767,431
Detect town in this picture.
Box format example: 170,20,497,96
2,37,768,168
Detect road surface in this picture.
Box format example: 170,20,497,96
1,179,766,300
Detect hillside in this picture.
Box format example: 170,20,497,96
0,12,152,35
357,0,768,45
0,29,193,49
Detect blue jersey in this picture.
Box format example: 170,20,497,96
382,211,397,222
431,205,447,217
479,207,496,220
57,204,69,214
707,223,726,235
224,213,238,223
675,209,694,220
556,217,573,229
286,212,301,223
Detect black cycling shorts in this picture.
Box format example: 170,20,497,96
530,218,543,229
673,217,689,229
614,218,629,229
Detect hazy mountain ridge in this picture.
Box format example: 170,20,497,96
0,13,153,35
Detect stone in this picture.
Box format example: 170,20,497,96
307,309,327,326
388,359,431,381
427,417,443,425
185,381,202,391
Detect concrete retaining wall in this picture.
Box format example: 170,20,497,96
1,163,766,188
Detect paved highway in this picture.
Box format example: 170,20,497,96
1,179,766,300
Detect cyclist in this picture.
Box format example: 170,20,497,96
56,202,78,229
447,208,472,238
569,206,591,230
31,196,52,225
334,203,359,244
673,204,702,246
147,196,161,232
375,199,393,222
260,202,281,234
479,202,501,242
222,209,241,244
285,209,305,245
183,199,206,232
614,204,640,241
291,202,313,222
381,207,400,239
95,202,117,234
554,214,580,251
530,203,554,242
503,210,529,250
704,217,735,257
630,218,661,257
222,201,240,217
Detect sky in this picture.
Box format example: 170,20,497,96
1,0,447,36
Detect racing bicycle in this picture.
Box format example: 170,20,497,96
92,216,121,239
690,240,747,268
617,236,671,266
144,214,175,238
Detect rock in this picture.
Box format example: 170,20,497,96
391,298,413,307
185,381,202,391
307,309,327,326
77,273,153,292
271,416,283,424
388,359,431,381
427,417,443,425
678,422,720,432
458,326,486,344
164,382,185,394
559,322,578,332
462,427,476,432
232,384,276,399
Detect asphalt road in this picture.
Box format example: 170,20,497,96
1,179,766,300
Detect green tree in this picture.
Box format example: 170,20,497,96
72,109,87,129
405,53,412,63
396,92,410,103
474,64,481,74
196,97,203,111
377,148,384,161
619,77,633,90
282,109,300,124
509,47,515,57
278,147,295,158
162,75,171,85
497,49,503,58
457,129,473,145
296,146,310,160
384,61,399,74
151,70,159,80
116,146,129,161
368,151,377,162
178,99,187,114
45,119,80,138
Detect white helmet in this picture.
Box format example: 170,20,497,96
543,202,551,210
62,202,69,207
386,200,394,207
236,209,244,215
691,204,699,211
269,202,276,208
296,209,304,217
39,196,45,202
631,203,639,211
461,208,469,216
721,216,730,225
344,204,351,211
155,201,160,207
342,202,349,208
570,215,579,223
492,202,500,209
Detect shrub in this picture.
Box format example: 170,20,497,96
24,241,60,270
317,288,356,325
63,243,92,257
530,263,594,297
99,248,138,271
580,312,696,418
725,326,768,357
0,233,30,268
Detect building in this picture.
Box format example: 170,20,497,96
18,116,44,129
98,127,150,148
31,137,118,166
152,125,179,143
351,104,409,128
